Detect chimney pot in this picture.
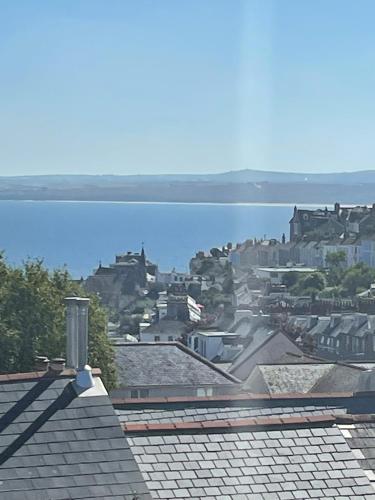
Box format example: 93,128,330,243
35,356,49,372
49,358,65,373
65,296,92,388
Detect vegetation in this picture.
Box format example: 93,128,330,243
289,272,326,298
285,252,375,299
0,256,116,389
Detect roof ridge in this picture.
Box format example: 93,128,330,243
0,367,101,383
122,414,338,434
112,390,355,407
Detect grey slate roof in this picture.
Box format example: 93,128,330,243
244,363,334,393
242,362,368,394
229,331,303,381
116,402,346,424
115,342,239,387
340,422,375,486
0,375,150,500
142,320,187,335
127,426,375,499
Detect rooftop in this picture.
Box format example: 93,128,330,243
0,371,150,500
114,342,240,388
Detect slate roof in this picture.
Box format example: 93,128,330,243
126,424,375,499
114,342,239,388
242,362,368,394
116,402,346,424
244,363,334,393
142,320,187,335
340,421,375,486
0,372,150,500
229,331,303,381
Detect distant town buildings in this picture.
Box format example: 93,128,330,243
230,203,375,270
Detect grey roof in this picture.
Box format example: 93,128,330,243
312,364,366,393
115,342,239,388
116,403,346,424
0,375,150,500
127,426,375,499
229,331,303,381
243,362,368,394
142,320,187,335
244,363,334,394
341,422,375,486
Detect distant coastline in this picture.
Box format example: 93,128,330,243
4,200,332,208
0,169,374,204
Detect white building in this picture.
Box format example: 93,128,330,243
255,266,317,285
188,331,241,362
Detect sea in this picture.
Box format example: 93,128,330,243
0,201,323,278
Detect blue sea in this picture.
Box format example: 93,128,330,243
0,201,309,277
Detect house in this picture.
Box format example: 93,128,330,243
156,269,189,285
187,330,242,362
112,342,241,399
299,313,375,360
0,297,151,500
255,266,317,285
243,359,369,394
229,330,304,381
114,391,375,499
84,248,152,310
139,319,188,342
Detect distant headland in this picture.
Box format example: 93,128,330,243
1,169,375,204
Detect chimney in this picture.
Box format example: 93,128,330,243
35,355,50,372
65,297,94,389
49,357,65,373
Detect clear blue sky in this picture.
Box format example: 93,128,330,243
1,0,375,175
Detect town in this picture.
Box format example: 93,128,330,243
4,203,375,499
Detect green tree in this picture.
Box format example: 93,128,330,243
341,263,375,297
282,271,299,288
0,257,116,390
290,272,326,298
326,250,346,268
325,250,346,286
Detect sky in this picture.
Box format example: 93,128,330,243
1,0,375,176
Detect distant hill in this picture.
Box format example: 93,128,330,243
0,169,374,203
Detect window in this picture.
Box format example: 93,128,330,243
130,389,150,399
154,336,160,342
197,388,213,397
168,336,173,341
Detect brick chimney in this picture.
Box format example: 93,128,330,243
65,297,94,389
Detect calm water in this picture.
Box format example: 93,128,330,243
0,201,298,277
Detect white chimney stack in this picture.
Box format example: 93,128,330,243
65,297,94,389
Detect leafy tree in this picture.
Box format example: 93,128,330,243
282,271,299,288
291,272,326,296
0,257,116,389
325,250,346,268
326,250,346,286
341,263,375,297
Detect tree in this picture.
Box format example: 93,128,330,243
325,250,347,286
291,272,326,296
326,250,346,268
0,257,116,390
341,263,375,297
282,271,299,288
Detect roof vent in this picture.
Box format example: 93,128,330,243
65,297,94,389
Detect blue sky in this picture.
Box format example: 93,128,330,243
1,0,375,175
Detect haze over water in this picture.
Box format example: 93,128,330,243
0,201,297,277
